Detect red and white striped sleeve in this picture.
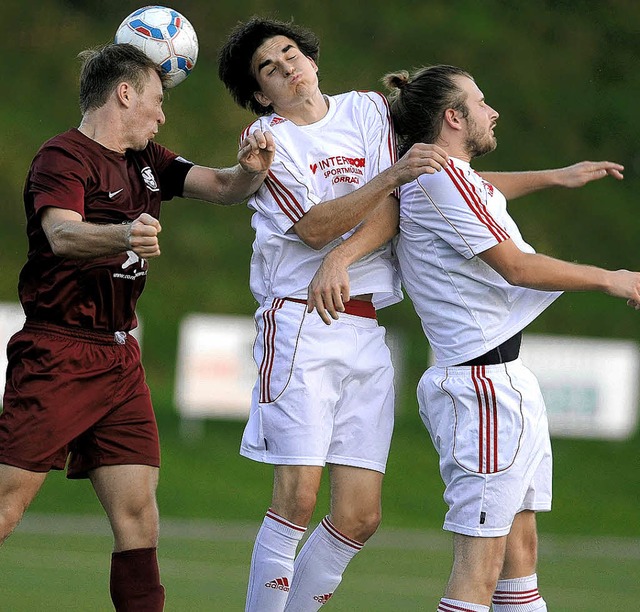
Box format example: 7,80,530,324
410,159,510,259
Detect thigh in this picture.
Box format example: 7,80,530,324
68,357,160,479
502,510,539,578
0,329,118,472
89,464,160,551
328,317,395,474
420,360,550,537
243,302,351,466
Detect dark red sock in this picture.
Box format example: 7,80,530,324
110,547,165,611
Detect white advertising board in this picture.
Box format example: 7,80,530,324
520,334,639,440
174,313,257,420
0,303,26,401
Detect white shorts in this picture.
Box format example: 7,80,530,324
241,298,395,473
418,359,552,537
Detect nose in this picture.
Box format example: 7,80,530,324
158,109,166,125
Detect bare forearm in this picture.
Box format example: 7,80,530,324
500,252,613,292
480,161,624,200
294,169,400,249
183,164,267,205
47,220,131,258
211,165,268,203
306,197,398,324
44,210,161,260
324,197,399,267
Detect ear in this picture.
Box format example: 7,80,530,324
308,56,318,74
115,81,133,108
254,90,272,108
443,108,462,131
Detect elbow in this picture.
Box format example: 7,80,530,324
500,263,528,287
304,235,332,250
46,226,75,258
293,224,333,250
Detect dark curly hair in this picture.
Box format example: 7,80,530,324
218,16,320,116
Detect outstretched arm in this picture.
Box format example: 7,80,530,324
307,195,399,324
480,238,640,306
480,160,624,200
182,129,275,204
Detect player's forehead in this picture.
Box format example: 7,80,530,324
251,35,299,74
140,69,164,100
455,74,482,101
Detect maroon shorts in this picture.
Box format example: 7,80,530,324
0,321,160,479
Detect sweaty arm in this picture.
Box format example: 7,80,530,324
480,160,624,200
41,207,161,259
294,143,447,249
307,195,399,324
182,129,275,204
480,238,640,304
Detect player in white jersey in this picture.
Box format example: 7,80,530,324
381,64,636,612
218,17,448,611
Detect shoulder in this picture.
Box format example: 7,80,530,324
240,115,283,140
334,90,390,110
144,140,179,163
36,129,85,158
31,129,94,177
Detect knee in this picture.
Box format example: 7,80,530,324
0,504,26,543
272,484,319,527
357,507,382,541
111,496,160,550
502,533,538,578
333,507,381,543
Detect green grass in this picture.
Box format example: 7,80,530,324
2,515,639,611
22,410,640,538
7,412,638,610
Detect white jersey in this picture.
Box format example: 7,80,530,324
397,157,562,367
242,91,402,309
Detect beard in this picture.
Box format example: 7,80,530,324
464,117,497,159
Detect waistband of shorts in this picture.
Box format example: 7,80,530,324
456,331,522,367
24,320,129,345
284,297,377,319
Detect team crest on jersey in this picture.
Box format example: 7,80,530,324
140,166,159,192
483,181,495,197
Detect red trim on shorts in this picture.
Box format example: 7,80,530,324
284,297,376,319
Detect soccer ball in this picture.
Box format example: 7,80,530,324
115,6,198,88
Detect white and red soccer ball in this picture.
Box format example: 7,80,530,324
115,6,198,88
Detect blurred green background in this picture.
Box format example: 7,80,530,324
1,0,639,541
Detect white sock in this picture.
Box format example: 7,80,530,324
284,516,363,611
438,598,490,611
245,508,306,612
492,574,547,611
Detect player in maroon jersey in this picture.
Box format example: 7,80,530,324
0,43,273,611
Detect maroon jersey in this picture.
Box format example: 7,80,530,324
18,128,193,332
